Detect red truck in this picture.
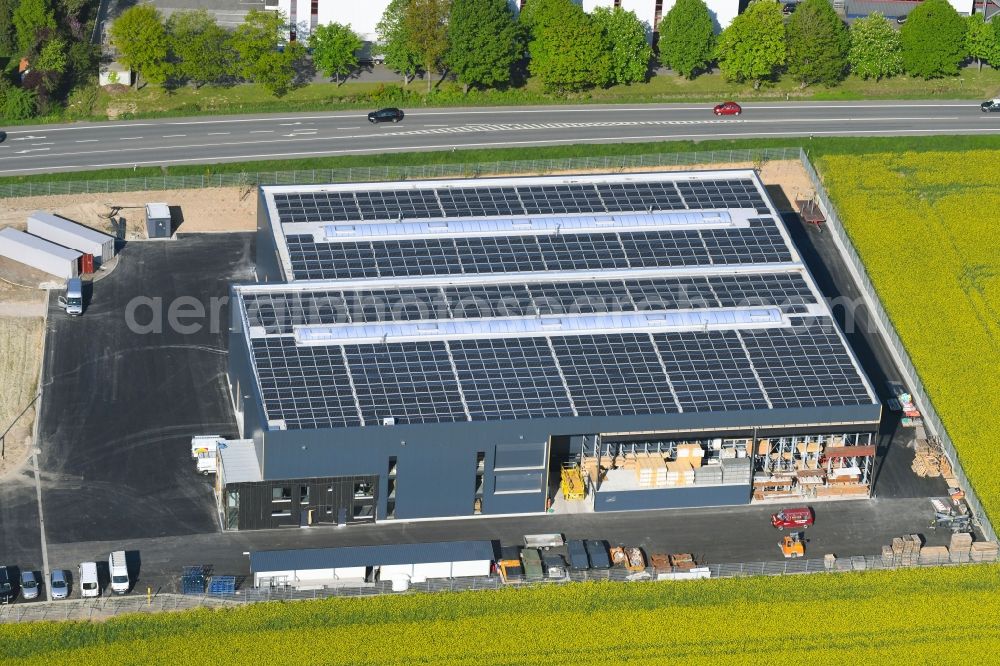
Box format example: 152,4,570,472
771,507,814,530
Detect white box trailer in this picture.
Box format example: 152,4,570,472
0,227,81,279
27,211,115,267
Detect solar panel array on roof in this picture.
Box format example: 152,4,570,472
272,178,724,224
286,219,792,280
242,272,815,333
248,321,871,430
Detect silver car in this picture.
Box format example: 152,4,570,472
50,569,69,600
20,570,39,600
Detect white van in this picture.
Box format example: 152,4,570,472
191,435,223,475
79,561,100,598
58,277,84,316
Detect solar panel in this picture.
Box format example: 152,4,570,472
653,330,769,411
549,334,680,416
450,337,575,420
242,272,818,330
343,341,467,425
739,318,873,408
250,337,361,429
596,182,686,212
675,179,768,214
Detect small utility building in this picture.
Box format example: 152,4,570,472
223,170,882,531
27,211,115,268
250,541,496,588
0,227,82,279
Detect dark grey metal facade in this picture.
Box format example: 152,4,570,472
223,474,378,530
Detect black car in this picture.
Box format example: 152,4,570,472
782,2,797,14
981,99,1000,113
368,107,404,124
0,566,16,603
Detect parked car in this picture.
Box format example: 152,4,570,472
713,101,742,116
50,569,69,600
0,566,15,603
981,99,1000,113
771,506,815,530
542,554,568,579
368,107,404,124
782,2,797,14
20,570,39,600
895,16,907,24
79,562,100,598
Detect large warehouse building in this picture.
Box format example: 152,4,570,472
223,169,882,530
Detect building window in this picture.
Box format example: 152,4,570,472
614,0,621,6
354,481,372,498
311,0,318,15
272,486,292,502
520,0,526,9
654,0,663,25
299,485,310,503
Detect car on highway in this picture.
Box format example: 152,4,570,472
713,101,742,116
0,131,6,143
771,507,815,530
368,107,405,124
20,570,39,600
981,99,1000,113
50,569,69,600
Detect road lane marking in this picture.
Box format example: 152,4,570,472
4,126,999,173
14,148,50,154
162,134,187,138
0,101,982,135
250,130,274,133
75,139,99,143
119,136,143,140
31,142,54,146
336,126,360,129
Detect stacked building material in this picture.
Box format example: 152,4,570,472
919,546,949,565
890,534,922,565
971,542,999,562
880,545,894,566
720,457,752,484
669,553,695,570
694,464,723,485
949,533,973,563
649,553,670,570
912,440,945,478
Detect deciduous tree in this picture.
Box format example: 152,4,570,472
848,13,902,80
785,0,848,87
715,0,785,89
658,0,715,79
403,0,451,93
109,4,170,87
377,0,422,85
964,14,996,72
168,10,232,88
13,0,56,54
232,9,305,96
310,22,363,85
591,6,651,85
522,0,611,93
900,0,967,78
0,0,17,56
446,0,522,93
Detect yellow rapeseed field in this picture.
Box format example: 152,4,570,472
1,566,999,665
817,151,1000,519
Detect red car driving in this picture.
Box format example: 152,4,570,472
713,101,742,116
771,507,814,530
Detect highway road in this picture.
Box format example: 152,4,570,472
1,100,998,176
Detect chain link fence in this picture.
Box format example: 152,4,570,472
798,149,996,543
0,147,803,199
2,550,992,624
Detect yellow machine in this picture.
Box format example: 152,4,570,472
780,532,805,558
560,463,586,500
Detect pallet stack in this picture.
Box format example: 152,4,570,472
636,456,667,488
669,553,696,570
949,533,973,563
971,541,999,562
890,534,922,565
912,440,945,478
919,545,949,565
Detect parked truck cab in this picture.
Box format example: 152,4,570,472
58,277,83,316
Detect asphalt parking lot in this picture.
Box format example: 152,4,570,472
0,234,254,593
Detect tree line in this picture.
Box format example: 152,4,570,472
0,0,99,120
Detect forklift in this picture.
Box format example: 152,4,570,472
780,531,806,558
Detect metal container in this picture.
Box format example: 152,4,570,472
27,211,115,266
0,227,81,278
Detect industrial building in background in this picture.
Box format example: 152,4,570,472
220,169,882,531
